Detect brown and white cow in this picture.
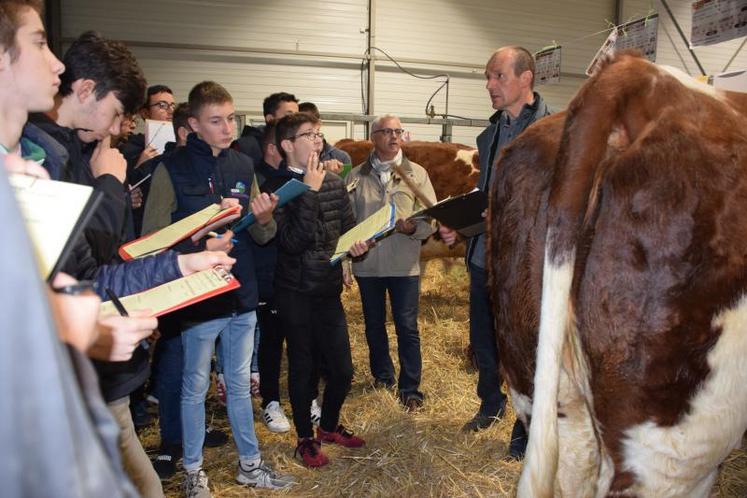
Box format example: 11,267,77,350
488,52,747,497
335,139,480,259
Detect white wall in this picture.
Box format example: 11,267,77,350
60,0,746,146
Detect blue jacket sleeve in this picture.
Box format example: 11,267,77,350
93,250,182,299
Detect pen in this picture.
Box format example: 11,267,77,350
128,173,152,192
105,287,150,351
208,231,238,244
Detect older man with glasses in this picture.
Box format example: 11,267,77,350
345,114,436,411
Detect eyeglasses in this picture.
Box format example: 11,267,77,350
148,101,176,111
373,128,405,137
292,131,325,142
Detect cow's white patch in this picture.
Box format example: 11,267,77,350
509,388,532,424
619,293,747,497
455,149,479,175
518,238,576,498
659,65,726,102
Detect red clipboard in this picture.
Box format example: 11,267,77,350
119,204,241,261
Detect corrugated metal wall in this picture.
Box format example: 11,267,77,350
61,0,746,146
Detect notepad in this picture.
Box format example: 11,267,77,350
144,119,176,154
232,178,310,233
99,266,240,318
119,203,241,260
330,202,395,264
10,174,101,280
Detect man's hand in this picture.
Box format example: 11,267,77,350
88,310,158,362
90,136,127,183
342,259,354,289
135,145,159,168
322,159,343,174
395,218,417,235
438,225,459,246
206,229,235,253
348,239,370,258
303,152,325,191
251,192,279,225
3,153,50,179
48,273,101,352
177,250,236,276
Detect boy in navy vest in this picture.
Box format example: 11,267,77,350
141,81,294,497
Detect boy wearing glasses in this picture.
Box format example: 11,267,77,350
345,114,436,411
273,112,370,467
119,84,176,172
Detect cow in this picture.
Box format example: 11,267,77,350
335,139,480,260
488,51,747,498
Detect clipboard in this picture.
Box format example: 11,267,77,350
119,203,241,260
414,188,487,238
232,178,310,233
330,201,395,264
9,174,103,281
99,266,240,318
144,119,176,154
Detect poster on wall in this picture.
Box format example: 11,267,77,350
691,0,747,47
534,46,562,85
586,15,659,76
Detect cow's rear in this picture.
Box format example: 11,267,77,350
499,53,747,497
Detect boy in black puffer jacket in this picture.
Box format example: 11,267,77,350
273,112,370,467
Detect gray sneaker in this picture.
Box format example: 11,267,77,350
183,469,211,498
237,460,296,490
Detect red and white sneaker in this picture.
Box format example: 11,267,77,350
294,437,329,467
317,424,365,448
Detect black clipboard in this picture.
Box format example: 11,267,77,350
415,189,487,238
47,189,103,282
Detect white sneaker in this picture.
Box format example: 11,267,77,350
310,398,322,426
261,401,290,433
237,460,295,489
183,469,211,498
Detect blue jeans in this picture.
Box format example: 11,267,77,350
469,264,507,417
153,333,183,447
356,276,423,400
181,312,259,471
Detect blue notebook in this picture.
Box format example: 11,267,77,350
232,178,310,233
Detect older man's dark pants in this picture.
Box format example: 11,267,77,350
469,263,506,417
356,276,423,401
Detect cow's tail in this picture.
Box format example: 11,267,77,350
517,233,575,498
517,53,652,498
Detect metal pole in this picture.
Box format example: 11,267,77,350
659,0,707,76
366,0,376,139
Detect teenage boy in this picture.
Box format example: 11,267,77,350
273,112,369,467
141,81,293,497
119,84,176,172
29,30,145,264
233,91,298,164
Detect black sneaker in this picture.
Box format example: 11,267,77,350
507,419,528,460
204,427,228,448
373,378,395,389
153,444,181,480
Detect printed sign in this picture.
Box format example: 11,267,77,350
587,15,659,76
535,46,562,85
691,0,747,47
